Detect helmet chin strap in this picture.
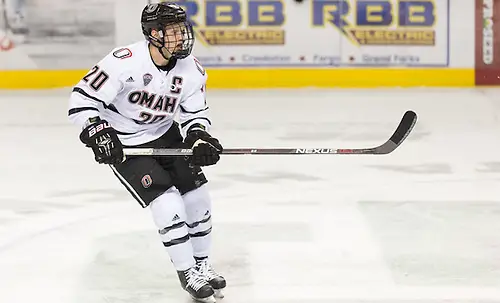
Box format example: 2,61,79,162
158,46,173,62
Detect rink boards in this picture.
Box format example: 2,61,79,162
0,68,474,89
0,0,498,88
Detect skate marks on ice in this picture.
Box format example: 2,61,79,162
46,189,132,204
0,191,134,254
251,200,500,303
280,200,500,303
476,162,500,174
73,232,188,303
367,162,500,176
218,171,323,183
0,189,133,250
359,200,500,286
59,173,500,299
276,121,430,143
365,163,453,175
71,222,313,303
0,189,128,216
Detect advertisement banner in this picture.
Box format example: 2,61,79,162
475,0,500,85
163,0,450,68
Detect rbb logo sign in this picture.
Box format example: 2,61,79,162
312,0,436,46
165,0,286,45
182,0,285,26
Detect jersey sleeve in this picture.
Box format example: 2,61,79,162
68,50,126,129
178,58,211,136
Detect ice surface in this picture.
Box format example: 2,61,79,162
0,87,500,303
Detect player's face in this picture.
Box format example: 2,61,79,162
163,22,188,55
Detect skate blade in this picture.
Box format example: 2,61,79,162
214,289,224,299
191,294,216,303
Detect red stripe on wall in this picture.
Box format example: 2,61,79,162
475,0,500,85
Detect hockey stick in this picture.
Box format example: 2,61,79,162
123,110,417,156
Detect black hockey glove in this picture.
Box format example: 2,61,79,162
184,130,223,166
79,117,124,165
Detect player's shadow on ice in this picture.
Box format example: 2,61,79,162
365,163,453,174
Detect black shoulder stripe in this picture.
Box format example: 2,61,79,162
72,87,107,106
68,107,98,116
180,105,209,114
116,130,136,135
72,87,120,114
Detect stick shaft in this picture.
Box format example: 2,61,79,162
122,147,378,156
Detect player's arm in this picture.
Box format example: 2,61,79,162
179,64,223,166
179,80,211,135
68,52,126,165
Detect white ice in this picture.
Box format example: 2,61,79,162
0,87,500,303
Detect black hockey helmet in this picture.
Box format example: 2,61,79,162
141,2,195,59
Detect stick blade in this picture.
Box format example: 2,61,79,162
374,110,418,154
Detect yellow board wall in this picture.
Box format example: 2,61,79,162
0,68,474,89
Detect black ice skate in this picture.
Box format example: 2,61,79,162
196,257,226,299
178,266,215,303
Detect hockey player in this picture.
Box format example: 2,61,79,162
68,3,225,303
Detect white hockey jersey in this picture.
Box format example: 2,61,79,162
68,40,210,146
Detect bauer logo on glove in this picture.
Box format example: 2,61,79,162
79,117,124,165
88,121,112,137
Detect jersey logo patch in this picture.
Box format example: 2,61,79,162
113,48,132,59
143,73,153,86
141,175,152,188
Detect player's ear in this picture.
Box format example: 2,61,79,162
150,29,163,47
151,29,160,39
